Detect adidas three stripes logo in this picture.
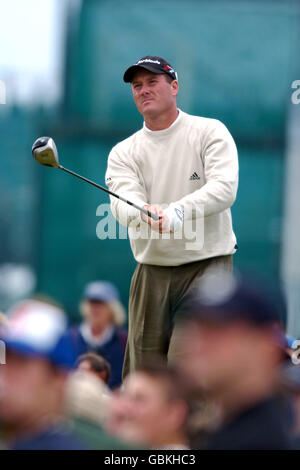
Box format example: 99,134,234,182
189,172,200,180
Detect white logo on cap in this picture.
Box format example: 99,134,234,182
136,59,161,65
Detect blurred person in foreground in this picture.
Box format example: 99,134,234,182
0,300,88,450
76,351,111,384
70,281,127,389
106,361,191,449
63,369,133,450
177,271,291,450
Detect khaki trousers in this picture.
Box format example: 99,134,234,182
122,255,233,379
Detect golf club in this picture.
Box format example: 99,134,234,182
32,137,159,221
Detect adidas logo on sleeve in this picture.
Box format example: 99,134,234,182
189,172,200,180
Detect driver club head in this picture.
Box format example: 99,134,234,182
32,137,60,168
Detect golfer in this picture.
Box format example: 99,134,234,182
105,55,239,377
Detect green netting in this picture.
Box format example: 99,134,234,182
0,107,41,265
65,0,298,143
232,147,283,275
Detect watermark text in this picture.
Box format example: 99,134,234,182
96,203,204,251
291,80,300,104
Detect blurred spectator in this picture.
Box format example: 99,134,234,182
285,335,300,365
177,271,292,450
77,352,111,384
0,300,88,450
107,361,191,449
70,281,127,389
64,369,111,425
62,369,132,450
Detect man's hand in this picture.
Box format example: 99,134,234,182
141,204,184,234
163,203,184,232
141,204,171,233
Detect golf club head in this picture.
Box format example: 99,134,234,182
32,137,60,168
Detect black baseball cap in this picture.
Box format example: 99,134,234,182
180,271,286,328
123,55,178,83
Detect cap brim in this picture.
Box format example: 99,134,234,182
3,337,75,370
179,302,280,327
84,296,109,303
4,339,46,359
123,64,165,83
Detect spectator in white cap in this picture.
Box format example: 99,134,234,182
0,299,88,450
69,281,127,389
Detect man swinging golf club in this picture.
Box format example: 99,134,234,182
105,55,239,378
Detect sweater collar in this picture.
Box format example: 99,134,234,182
143,108,183,137
79,322,115,347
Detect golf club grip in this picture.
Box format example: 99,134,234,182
59,166,160,221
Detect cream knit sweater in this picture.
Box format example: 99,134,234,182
105,109,238,266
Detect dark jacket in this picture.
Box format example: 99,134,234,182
69,326,127,389
197,396,291,450
11,425,88,450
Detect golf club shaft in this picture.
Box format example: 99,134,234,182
58,165,160,221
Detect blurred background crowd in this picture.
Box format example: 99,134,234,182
1,273,300,450
1,0,300,451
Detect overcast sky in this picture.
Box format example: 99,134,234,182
0,0,71,106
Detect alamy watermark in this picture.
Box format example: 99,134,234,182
291,80,300,104
0,80,6,105
96,203,204,251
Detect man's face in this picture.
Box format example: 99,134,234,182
109,372,184,446
131,69,178,119
178,320,263,394
0,350,62,426
78,359,107,383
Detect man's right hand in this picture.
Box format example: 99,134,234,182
141,204,172,233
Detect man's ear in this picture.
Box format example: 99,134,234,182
171,80,179,96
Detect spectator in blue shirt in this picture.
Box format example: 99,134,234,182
70,281,127,389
